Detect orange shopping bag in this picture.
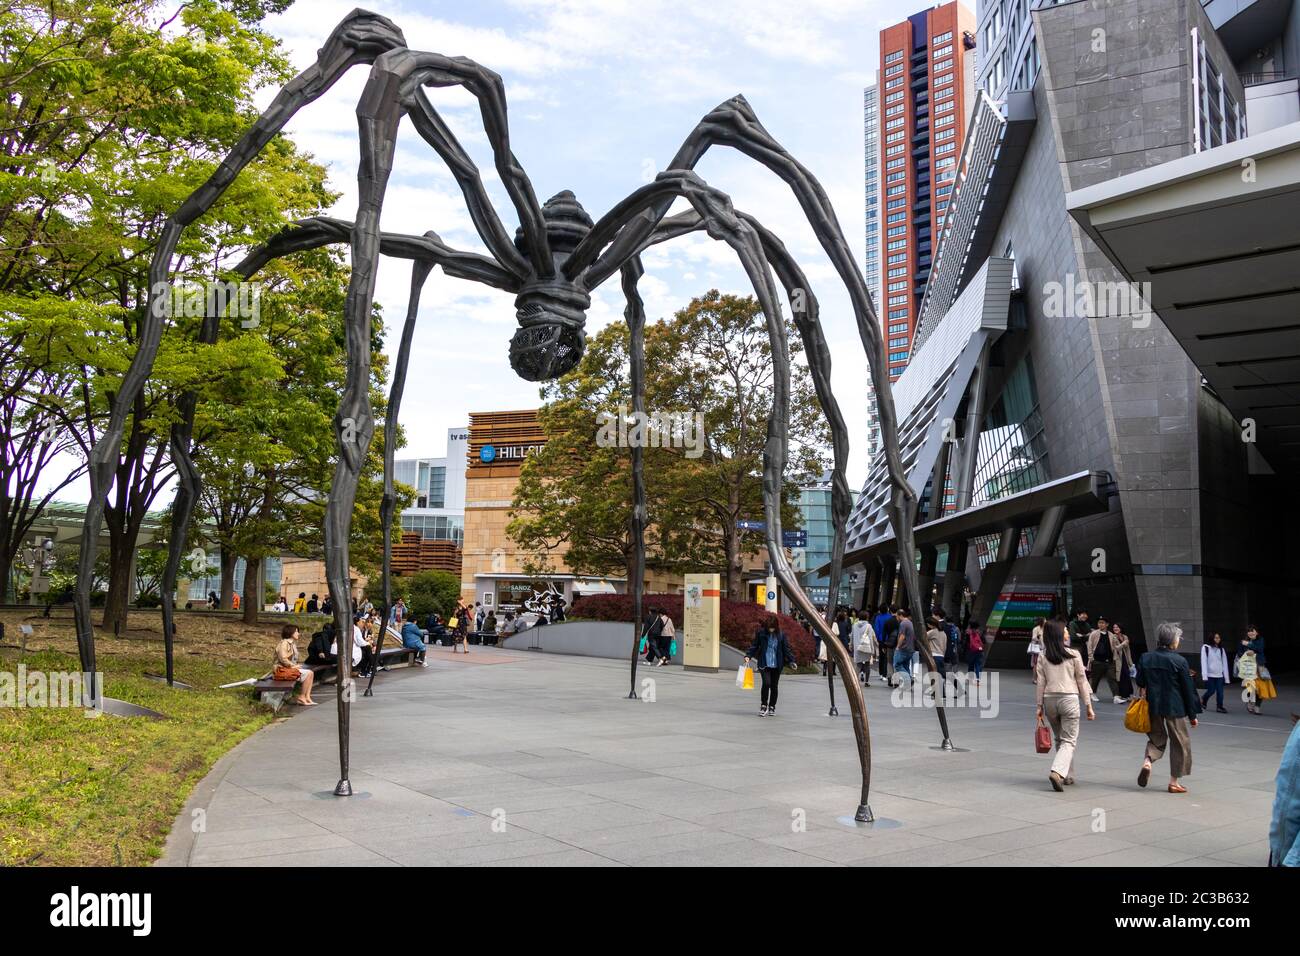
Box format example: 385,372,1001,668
742,666,754,690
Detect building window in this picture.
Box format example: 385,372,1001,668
887,267,907,278
934,113,954,128
889,336,909,349
887,253,907,265
886,210,906,223
935,99,954,114
934,127,955,142
934,73,954,89
935,141,955,154
932,57,952,75
932,31,953,44
886,76,903,90
885,63,904,77
932,44,952,60
887,183,905,196
886,195,906,209
886,143,905,156
887,239,907,251
885,50,904,64
889,350,910,363
888,309,908,320
888,321,908,333
887,282,907,293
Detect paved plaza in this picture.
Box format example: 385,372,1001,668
162,647,1295,867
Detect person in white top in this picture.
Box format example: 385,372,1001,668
1198,631,1231,714
1028,618,1045,683
851,616,877,685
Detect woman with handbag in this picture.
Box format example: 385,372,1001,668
273,624,316,706
1136,622,1201,793
744,615,796,717
1239,625,1277,715
1035,619,1094,791
965,620,987,685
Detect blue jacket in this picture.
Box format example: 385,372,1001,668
1271,721,1300,867
400,621,424,650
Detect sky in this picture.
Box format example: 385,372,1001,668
47,0,928,504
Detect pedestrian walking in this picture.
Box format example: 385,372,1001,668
1069,609,1091,668
1136,622,1201,794
965,619,986,685
1086,616,1118,701
852,613,877,685
656,608,675,666
1238,625,1277,715
1109,621,1134,703
925,616,947,690
875,606,897,683
1036,619,1094,790
1028,618,1045,681
894,608,916,687
1199,632,1231,713
641,606,665,665
744,615,796,717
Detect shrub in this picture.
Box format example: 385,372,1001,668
392,569,461,622
569,592,815,664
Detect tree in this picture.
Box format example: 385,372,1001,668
509,290,828,600
392,569,461,623
0,1,338,631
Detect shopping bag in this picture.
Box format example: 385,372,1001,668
639,636,647,654
1123,697,1151,734
735,664,747,687
669,639,677,658
742,666,754,690
1035,716,1052,754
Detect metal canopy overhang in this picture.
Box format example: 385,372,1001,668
825,469,1112,575
1067,121,1300,475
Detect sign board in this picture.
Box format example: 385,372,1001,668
986,582,1057,639
753,583,765,606
764,575,778,612
736,519,764,532
782,530,807,548
682,573,720,672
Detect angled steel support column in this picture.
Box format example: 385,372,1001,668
918,545,938,618
1030,503,1068,557
997,524,1023,562
941,541,967,621
953,339,992,513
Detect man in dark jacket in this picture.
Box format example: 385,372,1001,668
744,615,796,717
1136,622,1200,793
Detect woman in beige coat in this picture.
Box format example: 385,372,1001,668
1036,619,1095,790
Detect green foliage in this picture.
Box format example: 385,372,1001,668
393,569,462,622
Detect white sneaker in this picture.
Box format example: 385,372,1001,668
1090,693,1100,701
1113,696,1128,704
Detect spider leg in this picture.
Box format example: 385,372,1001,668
386,50,551,274
584,170,876,819
638,210,853,634
371,253,437,697
405,92,530,280
622,257,648,697
73,10,408,700
568,99,928,718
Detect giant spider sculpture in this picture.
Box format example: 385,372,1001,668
72,10,951,821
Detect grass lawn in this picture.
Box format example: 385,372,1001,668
0,607,327,866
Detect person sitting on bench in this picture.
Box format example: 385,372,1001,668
273,624,316,706
399,618,428,666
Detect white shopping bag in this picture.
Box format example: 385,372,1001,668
735,664,748,687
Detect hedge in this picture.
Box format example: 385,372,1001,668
569,592,816,664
